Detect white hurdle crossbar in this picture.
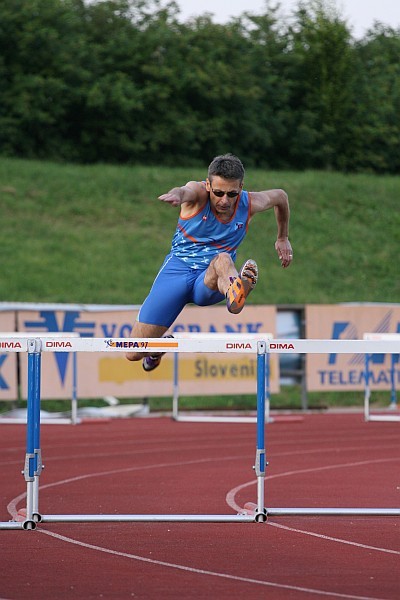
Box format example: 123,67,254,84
0,335,399,530
171,332,273,424
363,333,400,422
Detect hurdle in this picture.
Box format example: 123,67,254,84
0,332,80,425
1,335,399,531
363,333,400,422
172,332,273,423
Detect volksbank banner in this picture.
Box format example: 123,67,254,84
306,304,400,391
16,305,278,399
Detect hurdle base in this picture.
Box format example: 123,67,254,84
0,521,25,530
173,414,304,424
265,507,400,516
0,417,79,425
25,507,400,527
365,415,400,423
41,513,256,523
174,415,259,424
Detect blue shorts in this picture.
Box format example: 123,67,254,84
138,253,225,328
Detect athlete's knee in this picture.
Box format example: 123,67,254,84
215,251,231,262
212,252,235,274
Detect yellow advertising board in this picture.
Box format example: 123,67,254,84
17,305,278,399
306,304,400,391
0,312,18,401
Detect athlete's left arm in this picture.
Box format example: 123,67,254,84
249,189,293,268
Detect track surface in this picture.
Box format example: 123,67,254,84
1,413,399,599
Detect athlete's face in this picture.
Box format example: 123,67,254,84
206,176,243,219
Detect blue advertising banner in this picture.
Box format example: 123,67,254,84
305,305,400,391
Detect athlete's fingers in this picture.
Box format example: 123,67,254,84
275,240,293,268
158,193,180,206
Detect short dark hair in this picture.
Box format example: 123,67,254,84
208,153,245,183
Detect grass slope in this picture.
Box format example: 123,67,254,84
1,157,399,305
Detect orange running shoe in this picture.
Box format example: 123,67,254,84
226,259,258,314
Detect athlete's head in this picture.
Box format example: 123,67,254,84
207,154,245,184
206,154,244,218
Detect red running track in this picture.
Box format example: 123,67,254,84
0,413,399,599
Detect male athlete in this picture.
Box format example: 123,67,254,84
127,153,293,371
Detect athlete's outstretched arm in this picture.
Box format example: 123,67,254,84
250,189,293,268
158,181,207,208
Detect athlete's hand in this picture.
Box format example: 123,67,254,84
275,239,293,268
158,191,182,207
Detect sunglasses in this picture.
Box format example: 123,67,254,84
211,188,240,198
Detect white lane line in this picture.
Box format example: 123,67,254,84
6,453,248,518
226,456,400,556
37,528,386,600
267,522,400,555
5,452,396,599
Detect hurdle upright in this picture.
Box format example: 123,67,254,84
363,333,400,422
1,335,400,531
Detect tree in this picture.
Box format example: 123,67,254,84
237,5,293,167
350,24,400,173
285,0,356,169
0,0,89,159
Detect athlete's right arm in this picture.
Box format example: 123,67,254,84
158,181,208,211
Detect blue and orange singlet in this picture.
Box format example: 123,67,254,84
170,189,251,269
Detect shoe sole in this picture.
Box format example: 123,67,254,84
226,260,258,314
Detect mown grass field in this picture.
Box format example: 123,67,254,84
1,157,399,411
1,157,399,304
